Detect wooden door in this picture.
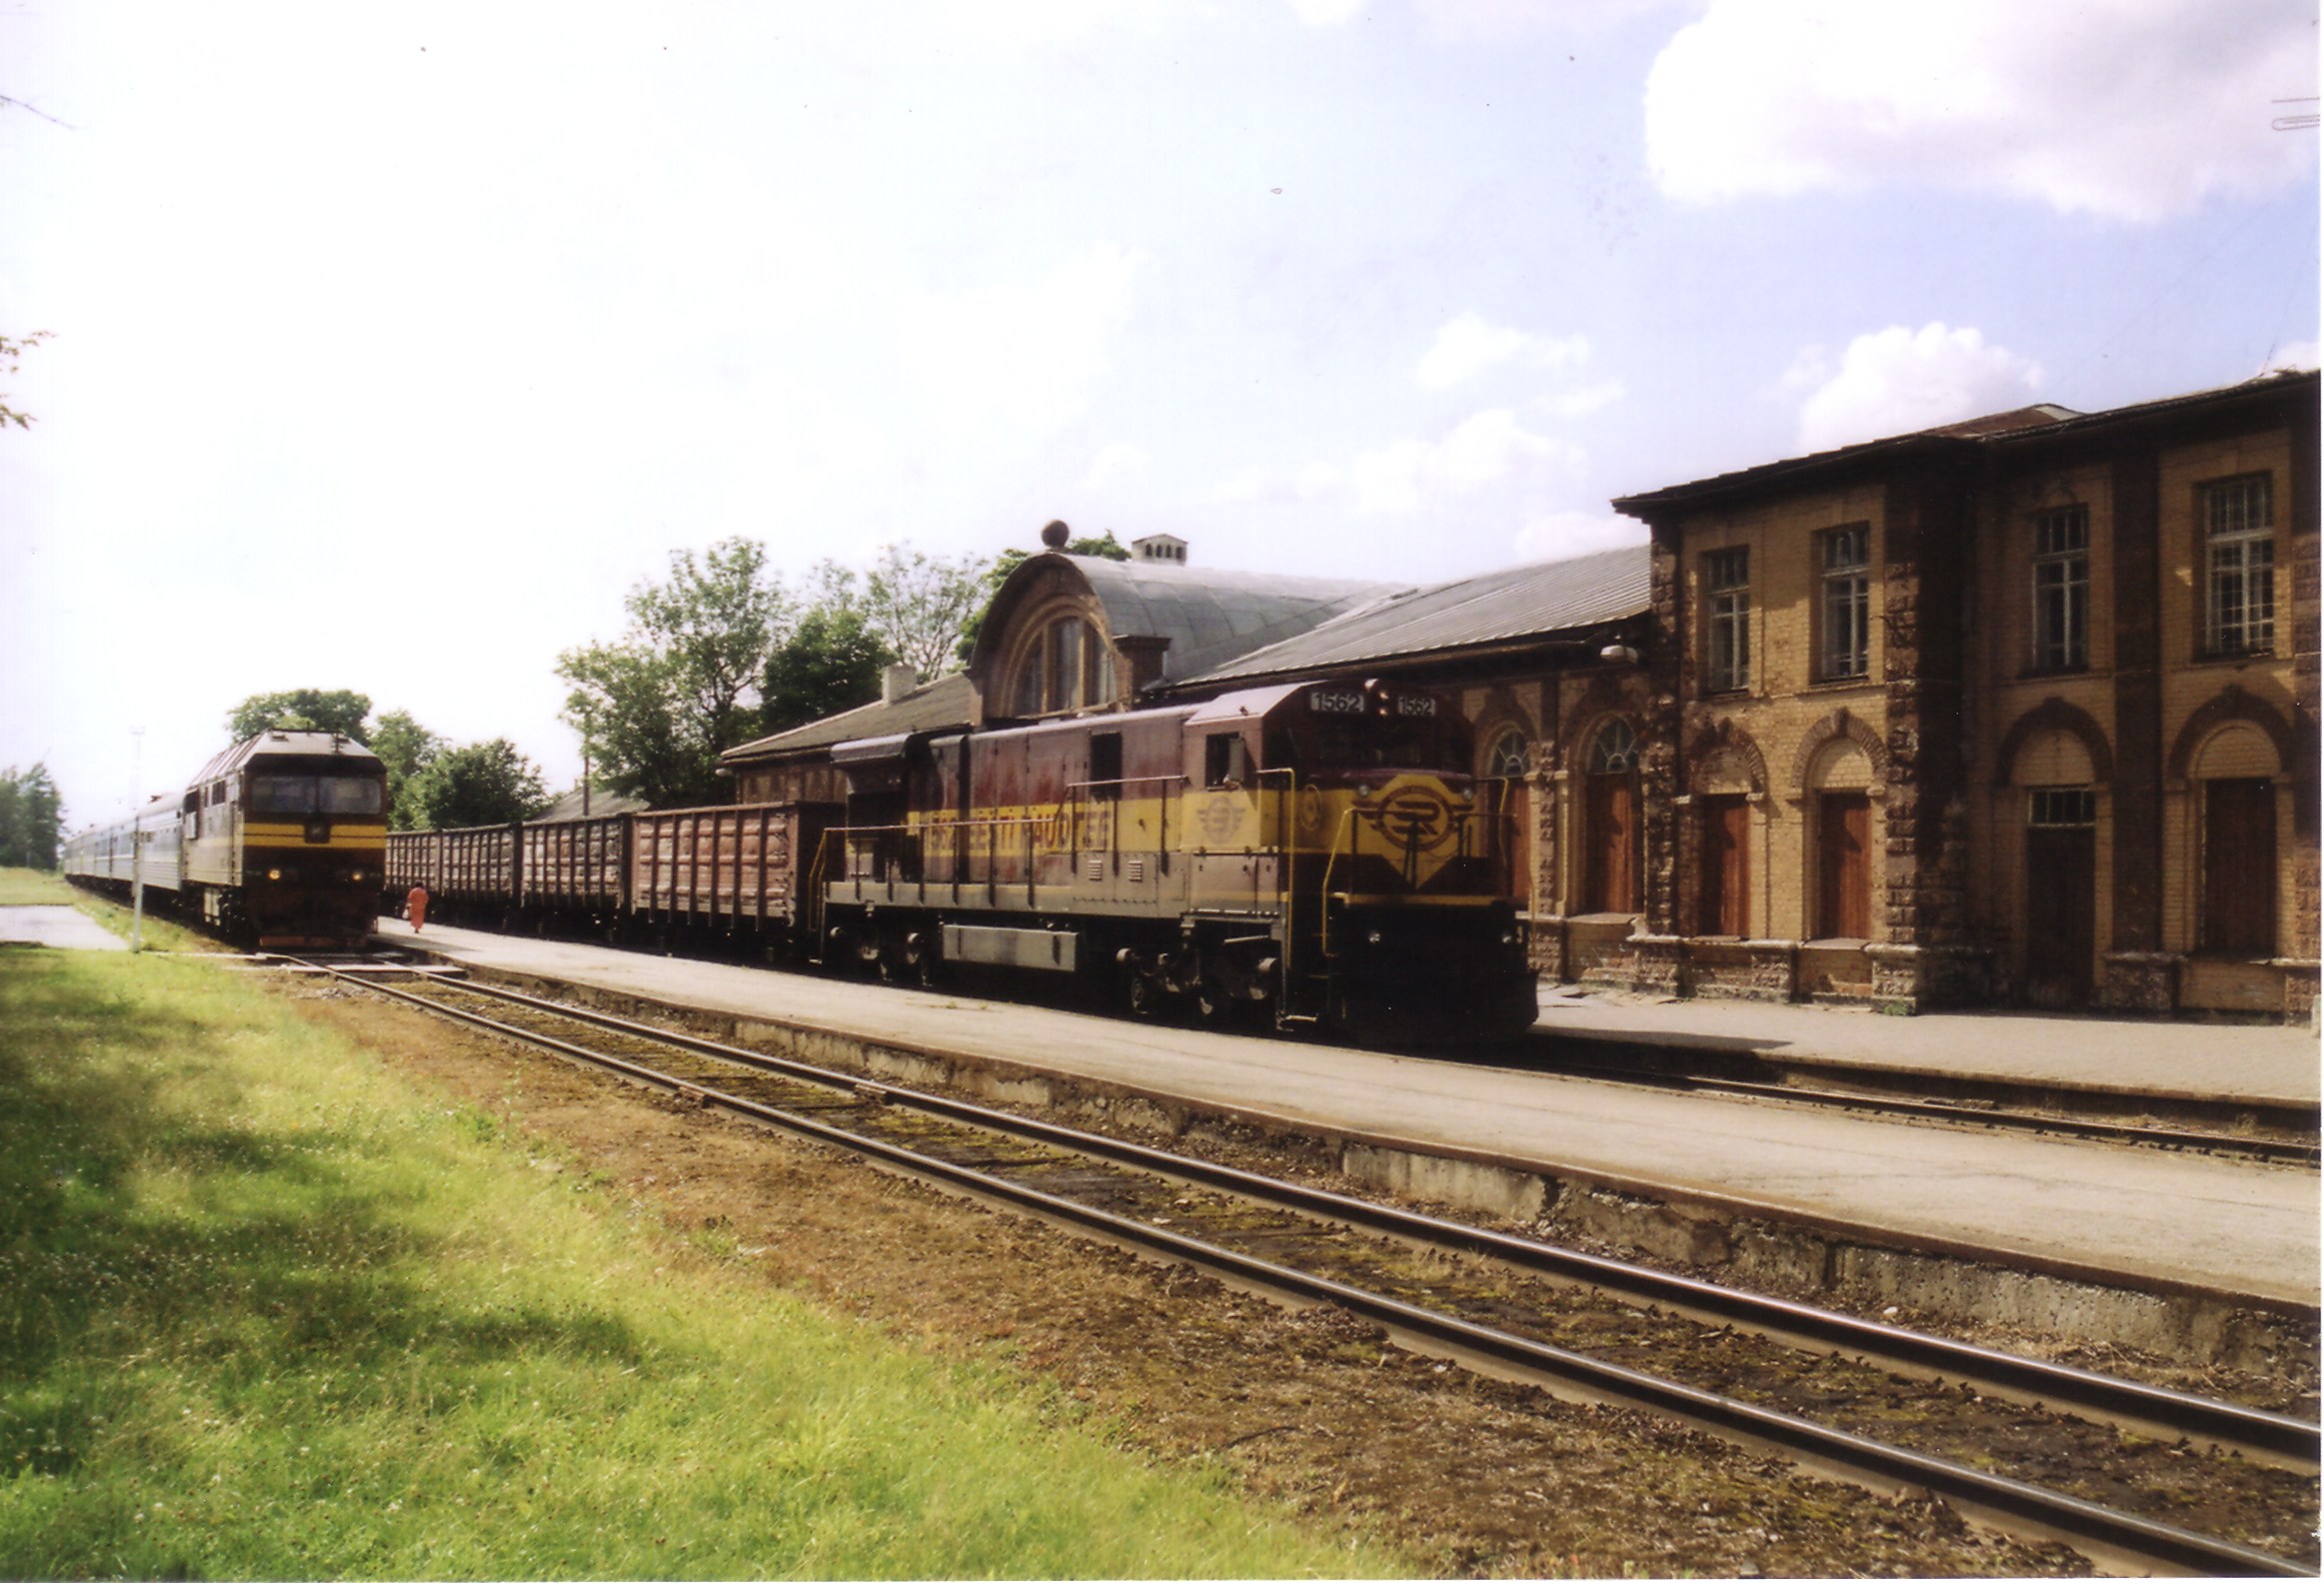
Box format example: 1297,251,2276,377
2024,825,2095,1005
2203,779,2276,954
1699,794,1749,937
1499,778,1533,909
1584,775,1639,913
1815,792,1870,939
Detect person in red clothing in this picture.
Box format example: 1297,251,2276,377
406,883,429,933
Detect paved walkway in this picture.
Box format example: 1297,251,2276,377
375,918,2319,1306
0,905,127,951
1534,984,2320,1107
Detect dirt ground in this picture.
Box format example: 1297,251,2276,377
287,983,2097,1578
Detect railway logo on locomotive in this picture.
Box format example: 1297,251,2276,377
1359,776,1456,853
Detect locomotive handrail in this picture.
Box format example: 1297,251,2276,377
1062,775,1188,792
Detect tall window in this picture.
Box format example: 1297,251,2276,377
1010,617,1113,716
2204,474,2274,658
1703,547,1750,693
2031,506,2089,672
1819,525,1870,682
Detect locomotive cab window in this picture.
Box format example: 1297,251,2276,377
1090,732,1124,799
320,776,383,815
1204,733,1248,788
250,775,317,813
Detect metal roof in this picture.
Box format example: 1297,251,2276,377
1176,543,1650,688
193,730,381,784
1612,372,2317,515
1064,554,1393,683
720,671,979,764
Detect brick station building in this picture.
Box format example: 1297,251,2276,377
1611,369,2317,1018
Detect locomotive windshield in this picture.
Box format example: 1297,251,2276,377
249,773,385,815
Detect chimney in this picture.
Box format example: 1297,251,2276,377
1132,533,1187,566
882,664,919,705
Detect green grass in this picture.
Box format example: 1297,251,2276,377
0,951,1400,1579
0,868,74,906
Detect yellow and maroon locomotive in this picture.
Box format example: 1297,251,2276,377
66,731,386,949
819,678,1536,1039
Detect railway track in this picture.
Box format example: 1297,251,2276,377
294,957,2319,1576
1524,1054,2320,1166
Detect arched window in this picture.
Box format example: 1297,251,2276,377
1482,728,1533,907
1009,617,1115,717
1587,718,1637,776
1582,719,1640,913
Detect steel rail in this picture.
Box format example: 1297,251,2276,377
1538,1057,2319,1166
378,968,2317,1469
305,962,2313,1576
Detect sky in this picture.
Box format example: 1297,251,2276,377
2,0,2315,824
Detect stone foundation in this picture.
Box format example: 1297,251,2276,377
2099,950,2181,1014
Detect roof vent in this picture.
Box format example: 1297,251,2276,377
1132,533,1187,566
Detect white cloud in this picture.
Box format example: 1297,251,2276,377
1413,0,1681,40
2261,341,2321,375
1417,312,1591,391
1211,407,1583,518
1645,0,2318,222
1513,509,1649,564
1534,381,1627,420
1787,322,2042,452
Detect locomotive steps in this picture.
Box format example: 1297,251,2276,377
388,928,2318,1378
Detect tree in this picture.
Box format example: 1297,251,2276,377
957,528,1131,661
862,542,988,678
1,331,49,432
760,603,895,738
400,740,550,830
226,689,373,744
558,538,789,808
370,709,445,831
0,764,63,869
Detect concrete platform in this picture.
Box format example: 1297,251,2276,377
0,905,127,951
1533,982,2319,1123
371,917,2319,1320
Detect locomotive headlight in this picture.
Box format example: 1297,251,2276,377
350,870,366,884
1365,929,1383,946
266,868,282,881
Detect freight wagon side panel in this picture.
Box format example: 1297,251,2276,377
629,803,820,926
438,823,518,904
521,815,628,910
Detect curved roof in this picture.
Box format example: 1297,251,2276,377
193,731,380,784
1178,543,1650,688
971,551,1391,689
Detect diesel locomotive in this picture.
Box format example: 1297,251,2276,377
65,731,387,949
821,677,1536,1039
388,678,1537,1042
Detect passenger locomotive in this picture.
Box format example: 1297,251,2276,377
388,679,1537,1041
64,731,387,949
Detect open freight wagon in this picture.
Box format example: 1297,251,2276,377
383,800,836,951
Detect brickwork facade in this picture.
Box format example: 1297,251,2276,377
1604,372,2319,1017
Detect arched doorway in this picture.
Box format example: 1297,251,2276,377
1582,719,1640,914
1481,728,1533,910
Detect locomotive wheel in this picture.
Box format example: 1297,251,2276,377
1126,968,1164,1019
